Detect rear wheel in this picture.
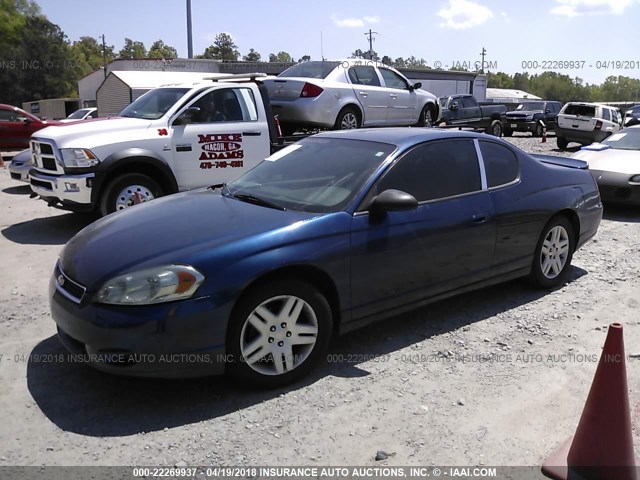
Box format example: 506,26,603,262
557,137,568,149
334,107,360,130
503,128,513,137
533,122,544,137
529,216,575,289
486,120,503,137
99,173,162,217
226,279,333,388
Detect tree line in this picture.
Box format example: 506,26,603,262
2,0,639,106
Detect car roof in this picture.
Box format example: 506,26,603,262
313,127,494,148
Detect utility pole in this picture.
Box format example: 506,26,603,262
100,34,107,78
479,47,486,73
186,0,193,59
364,29,379,60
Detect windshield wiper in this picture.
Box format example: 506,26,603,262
231,193,286,211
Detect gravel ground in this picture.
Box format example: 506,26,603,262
0,134,639,474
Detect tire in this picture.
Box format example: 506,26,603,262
503,128,513,137
334,106,360,130
529,216,575,289
533,122,544,137
556,136,568,149
416,104,434,127
99,173,162,217
226,279,333,388
486,120,503,137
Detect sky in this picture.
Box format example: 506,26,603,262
35,0,640,85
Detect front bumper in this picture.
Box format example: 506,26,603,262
29,169,96,211
505,120,536,132
9,162,31,183
590,169,640,206
50,271,229,378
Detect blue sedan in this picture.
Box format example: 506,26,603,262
51,128,602,387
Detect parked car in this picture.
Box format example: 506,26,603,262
8,149,32,183
504,101,563,137
572,127,640,206
556,102,622,149
436,94,506,136
0,104,63,149
623,105,640,127
59,107,98,123
263,60,439,135
50,128,602,387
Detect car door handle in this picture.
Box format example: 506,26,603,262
242,131,262,136
472,214,488,224
175,144,192,152
358,91,368,97
389,94,397,99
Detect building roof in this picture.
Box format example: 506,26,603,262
486,88,541,100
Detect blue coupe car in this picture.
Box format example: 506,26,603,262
50,128,602,387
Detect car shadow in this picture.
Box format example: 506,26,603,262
1,212,97,245
603,205,640,223
2,185,32,195
26,266,587,437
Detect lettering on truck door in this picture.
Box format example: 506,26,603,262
170,87,269,190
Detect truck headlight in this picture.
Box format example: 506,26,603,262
94,265,205,305
60,148,100,168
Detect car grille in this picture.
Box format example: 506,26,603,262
31,140,62,174
30,177,53,190
55,263,86,304
10,172,21,180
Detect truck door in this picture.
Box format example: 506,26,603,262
462,96,482,127
170,87,270,191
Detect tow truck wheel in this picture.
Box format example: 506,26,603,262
100,173,163,216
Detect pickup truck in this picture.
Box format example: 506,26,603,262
504,100,563,137
28,74,289,216
436,94,506,136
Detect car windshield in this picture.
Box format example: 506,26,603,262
516,102,545,111
67,109,92,119
602,129,640,150
278,61,341,79
226,137,396,213
119,88,190,119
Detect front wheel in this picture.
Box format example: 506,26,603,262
226,279,333,388
99,173,162,217
486,120,503,137
334,107,360,130
557,136,568,149
416,105,435,127
529,216,575,289
533,122,544,137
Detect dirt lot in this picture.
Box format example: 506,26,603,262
1,134,639,473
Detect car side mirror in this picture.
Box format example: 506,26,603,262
450,102,459,111
545,109,551,113
173,106,200,125
412,82,422,90
369,189,418,216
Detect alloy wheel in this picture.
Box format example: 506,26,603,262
539,225,570,279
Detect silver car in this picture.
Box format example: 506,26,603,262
8,148,32,183
264,60,438,135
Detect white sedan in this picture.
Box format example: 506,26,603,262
264,59,438,136
572,127,640,206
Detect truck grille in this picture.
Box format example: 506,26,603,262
31,140,63,174
55,263,86,304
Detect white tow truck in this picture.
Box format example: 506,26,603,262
28,74,289,216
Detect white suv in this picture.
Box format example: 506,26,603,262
556,102,622,149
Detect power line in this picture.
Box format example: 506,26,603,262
364,29,379,60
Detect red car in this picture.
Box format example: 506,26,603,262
0,104,64,149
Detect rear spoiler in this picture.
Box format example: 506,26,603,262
531,154,588,170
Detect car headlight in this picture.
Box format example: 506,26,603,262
60,148,99,168
630,174,640,184
94,265,205,305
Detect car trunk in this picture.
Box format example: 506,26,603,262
263,78,311,102
558,105,597,132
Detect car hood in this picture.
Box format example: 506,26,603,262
572,147,640,175
60,189,328,290
33,117,151,144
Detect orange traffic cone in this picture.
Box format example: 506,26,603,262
542,323,638,480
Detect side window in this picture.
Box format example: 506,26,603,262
189,88,257,123
348,66,381,87
479,141,519,188
376,139,481,202
0,110,15,121
611,109,619,124
601,108,611,121
461,97,477,108
379,68,408,89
